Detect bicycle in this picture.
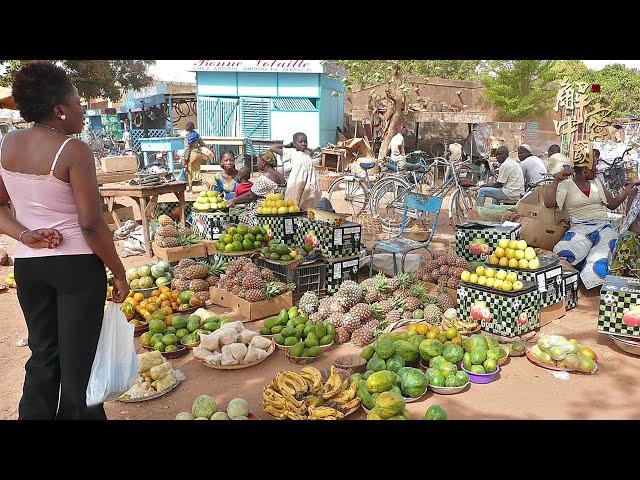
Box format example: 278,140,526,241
525,173,556,194
326,151,431,227
598,146,637,213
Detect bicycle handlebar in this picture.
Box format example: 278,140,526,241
599,147,633,167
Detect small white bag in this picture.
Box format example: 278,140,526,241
86,302,138,406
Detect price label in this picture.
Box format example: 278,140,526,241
333,263,342,279
334,229,343,246
284,218,294,235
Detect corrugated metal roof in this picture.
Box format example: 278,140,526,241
272,97,315,111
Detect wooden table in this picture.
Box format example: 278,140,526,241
99,181,187,258
96,170,136,185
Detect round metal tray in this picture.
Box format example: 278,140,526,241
430,382,471,395
116,375,183,403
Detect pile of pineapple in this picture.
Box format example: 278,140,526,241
193,190,227,212
171,258,224,297
297,272,456,347
217,257,294,303
256,193,301,215
417,251,469,290
154,215,202,248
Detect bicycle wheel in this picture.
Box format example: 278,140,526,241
327,175,369,218
430,142,446,158
370,177,415,230
450,188,477,226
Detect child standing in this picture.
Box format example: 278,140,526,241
234,168,253,198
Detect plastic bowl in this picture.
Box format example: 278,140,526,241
461,364,500,384
610,335,640,356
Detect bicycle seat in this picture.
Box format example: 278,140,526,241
359,161,376,170
402,162,423,172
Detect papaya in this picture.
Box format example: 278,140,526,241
284,336,298,347
260,326,271,335
366,370,397,394
291,342,305,357
358,379,375,410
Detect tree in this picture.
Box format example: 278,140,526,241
336,60,482,157
0,60,155,102
480,60,559,121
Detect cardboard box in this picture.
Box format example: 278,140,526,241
102,203,135,227
209,286,233,308
152,242,207,264
539,301,566,327
597,275,640,339
517,186,567,225
228,291,293,322
101,155,138,173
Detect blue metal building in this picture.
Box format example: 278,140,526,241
191,60,344,154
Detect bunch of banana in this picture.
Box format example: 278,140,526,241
322,366,344,400
332,379,360,412
300,367,323,394
453,317,479,335
308,405,344,420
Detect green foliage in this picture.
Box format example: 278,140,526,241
0,60,155,101
480,60,560,121
555,61,640,119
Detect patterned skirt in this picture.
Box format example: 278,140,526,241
609,231,640,279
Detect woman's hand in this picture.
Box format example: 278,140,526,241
21,229,63,249
111,276,130,303
554,169,572,182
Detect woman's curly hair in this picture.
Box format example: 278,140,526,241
11,61,75,123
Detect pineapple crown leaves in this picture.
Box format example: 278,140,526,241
372,272,390,293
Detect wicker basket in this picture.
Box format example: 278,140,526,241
357,213,383,236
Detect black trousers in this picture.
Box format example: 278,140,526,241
14,254,107,420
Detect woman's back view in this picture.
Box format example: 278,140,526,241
0,61,129,420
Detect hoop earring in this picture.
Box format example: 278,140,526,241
60,115,66,120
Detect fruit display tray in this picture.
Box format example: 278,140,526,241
209,246,259,257
525,349,598,374
140,344,189,359
429,382,471,395
198,343,276,370
255,211,307,217
458,280,537,297
116,376,182,403
483,255,558,273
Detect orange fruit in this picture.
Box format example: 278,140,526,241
133,292,144,302
159,286,171,294
158,293,169,302
430,326,441,335
161,306,173,316
171,301,179,309
161,300,171,308
140,300,148,308
151,289,161,297
164,317,172,327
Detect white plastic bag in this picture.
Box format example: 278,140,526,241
86,302,138,406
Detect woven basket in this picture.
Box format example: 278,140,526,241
357,213,383,236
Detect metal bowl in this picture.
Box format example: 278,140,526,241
430,382,471,395
610,335,640,356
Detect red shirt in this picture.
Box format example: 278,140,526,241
234,181,253,197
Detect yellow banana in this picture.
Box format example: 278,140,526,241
285,411,307,420
264,403,287,418
322,366,343,399
309,405,344,419
280,387,304,409
337,397,361,412
335,379,358,404
285,400,308,416
283,371,309,393
300,367,322,391
276,375,297,397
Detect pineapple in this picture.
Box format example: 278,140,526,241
437,286,455,311
260,268,276,282
349,303,373,324
242,274,265,290
335,327,351,344
244,289,265,302
158,214,174,227
402,310,414,319
298,291,319,314
155,225,178,238
309,312,324,324
172,278,190,292
178,258,197,268
446,277,458,289
194,291,210,302
327,312,345,329
178,226,193,237
424,303,442,325
342,313,361,333
185,262,210,280
364,290,382,304
189,295,204,308
317,297,334,319
206,275,218,287
445,251,458,265
373,299,394,315
156,237,180,248
336,282,363,310
387,309,403,324
189,279,210,292
351,320,380,347
404,296,421,312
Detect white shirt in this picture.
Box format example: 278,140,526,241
497,158,525,198
389,133,404,159
520,155,548,185
281,147,316,179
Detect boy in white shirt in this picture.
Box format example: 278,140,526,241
388,124,407,160
477,146,525,205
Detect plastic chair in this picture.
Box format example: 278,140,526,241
369,192,443,276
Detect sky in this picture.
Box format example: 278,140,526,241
148,60,640,82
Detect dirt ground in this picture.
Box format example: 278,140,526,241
1,186,639,420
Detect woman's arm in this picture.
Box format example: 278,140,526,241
228,190,257,206
66,140,129,302
0,177,62,248
602,179,640,210
544,171,572,208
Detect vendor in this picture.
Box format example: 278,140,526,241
544,145,636,289
227,150,286,226
272,132,322,210
476,146,524,206
518,144,547,187
183,122,207,193
609,179,640,278
212,150,238,200
547,144,570,175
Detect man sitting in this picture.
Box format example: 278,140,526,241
476,146,524,206
518,143,548,186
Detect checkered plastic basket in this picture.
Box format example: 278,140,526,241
455,221,521,262
597,275,640,339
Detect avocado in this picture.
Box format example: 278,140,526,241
307,346,321,357
291,342,305,357
284,336,298,347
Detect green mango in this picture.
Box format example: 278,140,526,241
295,324,305,336
319,335,333,346
284,336,298,347
326,323,336,338
315,323,327,339
303,324,315,336
358,379,375,409
261,326,271,335
278,309,289,322
306,346,321,357
273,334,285,345
291,342,305,357
304,337,318,348
293,316,307,326
281,326,296,338
270,325,284,334
263,316,281,330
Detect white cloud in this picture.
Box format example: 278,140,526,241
149,60,196,83
583,60,640,71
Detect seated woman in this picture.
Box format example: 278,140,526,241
212,150,238,201
609,178,640,278
544,151,637,289
226,151,285,226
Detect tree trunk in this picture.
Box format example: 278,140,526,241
377,67,406,160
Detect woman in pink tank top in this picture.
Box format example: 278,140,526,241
0,62,129,420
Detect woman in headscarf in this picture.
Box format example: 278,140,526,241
212,150,238,200
272,132,321,210
609,178,640,278
544,144,636,289
183,121,206,192
227,150,286,226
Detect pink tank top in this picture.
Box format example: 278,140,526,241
0,136,94,258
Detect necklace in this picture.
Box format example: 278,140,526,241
34,123,67,136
